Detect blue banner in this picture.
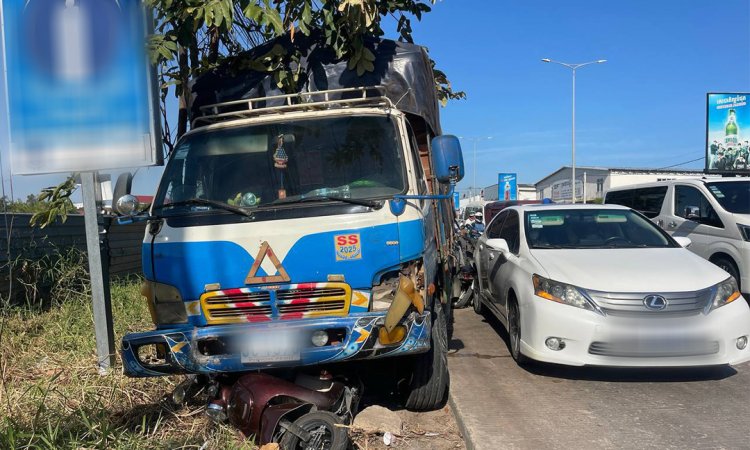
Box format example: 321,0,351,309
498,173,517,201
2,0,159,174
706,93,749,173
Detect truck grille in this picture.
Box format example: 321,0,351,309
588,289,712,317
200,284,350,324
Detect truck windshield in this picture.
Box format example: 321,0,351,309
153,115,405,214
706,181,750,214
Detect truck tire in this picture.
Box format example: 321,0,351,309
404,302,449,411
446,299,454,341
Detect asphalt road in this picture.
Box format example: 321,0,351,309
448,307,750,450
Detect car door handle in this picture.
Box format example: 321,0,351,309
668,221,677,228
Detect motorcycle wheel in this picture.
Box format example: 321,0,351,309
278,411,348,450
454,280,474,308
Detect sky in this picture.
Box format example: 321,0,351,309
1,0,749,201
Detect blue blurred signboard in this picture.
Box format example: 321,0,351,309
453,191,460,210
1,0,160,175
706,93,750,174
498,173,517,201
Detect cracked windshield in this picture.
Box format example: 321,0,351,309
154,115,405,212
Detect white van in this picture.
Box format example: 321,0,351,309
605,178,750,294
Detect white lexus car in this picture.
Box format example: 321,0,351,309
474,204,750,367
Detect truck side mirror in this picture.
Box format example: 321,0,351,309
114,172,133,201
113,172,135,216
430,135,464,184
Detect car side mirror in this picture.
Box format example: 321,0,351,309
486,238,510,253
673,236,692,248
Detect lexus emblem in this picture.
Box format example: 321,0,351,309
643,295,668,311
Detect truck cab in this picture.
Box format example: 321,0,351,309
118,56,463,410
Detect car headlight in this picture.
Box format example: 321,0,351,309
709,277,741,311
532,274,599,313
141,281,187,325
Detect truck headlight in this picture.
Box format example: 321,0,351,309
709,277,741,312
141,281,187,325
532,274,599,313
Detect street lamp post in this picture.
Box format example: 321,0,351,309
542,58,606,203
459,136,493,200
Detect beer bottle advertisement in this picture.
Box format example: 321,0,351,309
706,93,750,173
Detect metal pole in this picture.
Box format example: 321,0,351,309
583,171,587,204
473,139,477,200
81,171,115,374
570,68,576,203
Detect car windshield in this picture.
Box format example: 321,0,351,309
706,181,750,214
525,209,675,249
153,115,405,214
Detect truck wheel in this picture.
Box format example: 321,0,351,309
278,411,348,450
404,302,449,411
446,299,454,342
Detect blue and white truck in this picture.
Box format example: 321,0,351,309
116,38,464,413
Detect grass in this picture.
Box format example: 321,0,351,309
0,275,256,449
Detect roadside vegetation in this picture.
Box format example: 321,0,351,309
0,250,253,449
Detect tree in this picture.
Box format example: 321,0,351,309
34,0,464,227
147,0,464,153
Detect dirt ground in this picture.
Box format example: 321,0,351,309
348,405,465,450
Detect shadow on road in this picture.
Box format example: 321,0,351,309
475,308,739,383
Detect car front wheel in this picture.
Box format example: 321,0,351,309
507,298,529,365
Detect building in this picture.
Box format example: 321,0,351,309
535,166,709,203
482,183,537,201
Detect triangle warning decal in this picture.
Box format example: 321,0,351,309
245,241,291,284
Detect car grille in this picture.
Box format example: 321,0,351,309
588,340,720,358
587,289,712,317
201,284,350,324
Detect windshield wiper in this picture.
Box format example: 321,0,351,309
270,194,382,209
153,198,254,218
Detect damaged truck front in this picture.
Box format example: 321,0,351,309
117,38,464,414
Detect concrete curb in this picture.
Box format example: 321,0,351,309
448,390,474,450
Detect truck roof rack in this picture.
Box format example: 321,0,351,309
192,86,394,127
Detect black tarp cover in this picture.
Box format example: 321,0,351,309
190,36,441,135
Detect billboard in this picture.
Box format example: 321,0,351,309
551,179,583,202
498,173,517,201
706,93,749,174
2,0,160,174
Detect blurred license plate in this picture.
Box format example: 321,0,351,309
241,329,300,363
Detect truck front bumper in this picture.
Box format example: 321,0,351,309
121,311,431,377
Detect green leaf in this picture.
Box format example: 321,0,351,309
263,2,283,33
362,47,375,62
244,3,261,21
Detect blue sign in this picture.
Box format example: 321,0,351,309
498,173,517,201
2,0,160,174
453,191,460,210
